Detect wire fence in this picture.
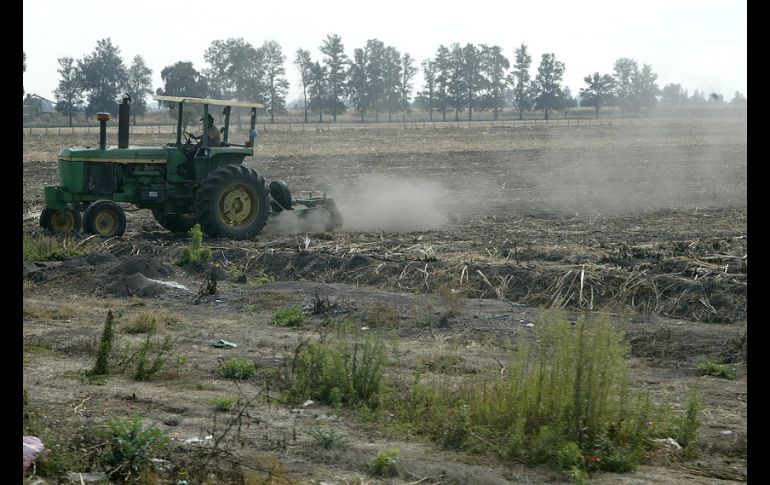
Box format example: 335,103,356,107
22,116,746,136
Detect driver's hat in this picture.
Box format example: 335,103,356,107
200,113,214,123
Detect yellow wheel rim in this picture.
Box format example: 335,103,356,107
50,209,76,233
219,183,257,228
93,210,118,235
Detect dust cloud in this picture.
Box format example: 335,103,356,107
333,175,450,232
521,117,747,216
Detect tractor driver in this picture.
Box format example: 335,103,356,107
193,113,221,146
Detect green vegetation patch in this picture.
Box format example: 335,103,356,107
271,306,307,327
389,310,703,477
284,323,388,409
23,232,85,261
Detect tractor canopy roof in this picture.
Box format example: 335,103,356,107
153,95,264,148
153,95,264,109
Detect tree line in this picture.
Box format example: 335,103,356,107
26,36,747,128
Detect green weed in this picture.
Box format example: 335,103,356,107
221,357,257,380
371,449,400,477
213,396,236,412
389,310,702,477
285,323,388,409
271,306,307,327
23,232,85,261
174,224,212,266
697,361,737,379
307,427,350,450
92,413,169,480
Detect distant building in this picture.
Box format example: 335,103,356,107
23,94,56,119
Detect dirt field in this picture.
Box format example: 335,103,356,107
23,118,747,484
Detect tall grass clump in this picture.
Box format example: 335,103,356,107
23,232,85,261
391,310,701,477
285,323,389,409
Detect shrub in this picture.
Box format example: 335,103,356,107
307,427,350,450
271,307,307,327
371,449,400,477
286,323,388,409
131,336,172,381
174,224,212,266
390,310,702,477
122,312,158,334
221,358,257,380
213,396,235,412
91,311,116,376
92,414,169,480
697,361,737,379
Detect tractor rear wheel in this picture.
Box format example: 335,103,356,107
83,200,126,237
194,165,270,239
152,209,198,234
40,207,81,233
269,180,293,211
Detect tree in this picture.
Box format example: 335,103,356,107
126,55,153,125
579,72,615,118
634,64,660,115
347,45,370,122
434,45,452,121
415,59,438,121
562,86,577,111
308,61,329,122
262,40,289,123
320,34,348,121
204,38,262,103
730,91,747,106
708,92,724,105
532,53,565,120
54,57,84,127
294,49,314,122
381,46,401,121
446,43,467,121
660,83,686,107
462,44,482,121
157,61,208,129
510,43,532,120
77,38,127,117
397,53,417,120
612,57,638,117
479,44,509,121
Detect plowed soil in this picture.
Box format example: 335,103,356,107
23,118,747,484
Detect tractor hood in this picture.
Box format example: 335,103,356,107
58,146,169,164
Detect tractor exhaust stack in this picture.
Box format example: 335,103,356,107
96,112,110,150
118,94,131,149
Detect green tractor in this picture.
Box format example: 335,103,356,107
40,94,342,239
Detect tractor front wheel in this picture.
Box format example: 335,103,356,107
40,207,81,234
194,165,270,240
83,200,126,237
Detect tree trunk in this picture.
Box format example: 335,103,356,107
595,104,600,119
519,106,524,121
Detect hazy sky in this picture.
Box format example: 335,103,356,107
23,0,747,104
